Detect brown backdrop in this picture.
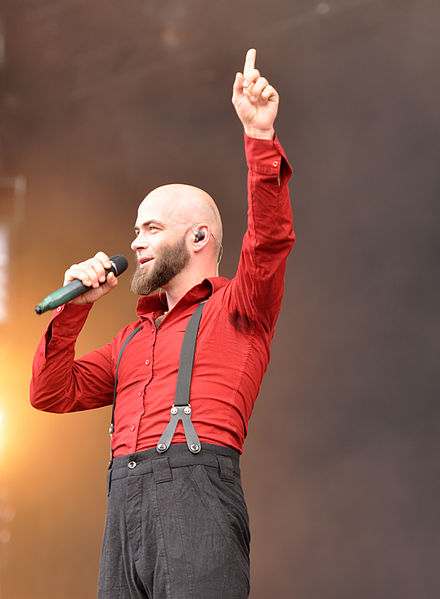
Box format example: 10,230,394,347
0,1,439,597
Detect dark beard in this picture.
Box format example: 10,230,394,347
131,235,190,296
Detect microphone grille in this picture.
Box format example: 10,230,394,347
109,254,128,276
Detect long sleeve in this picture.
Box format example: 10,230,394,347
224,133,295,333
30,302,115,412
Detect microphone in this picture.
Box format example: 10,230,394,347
34,254,128,315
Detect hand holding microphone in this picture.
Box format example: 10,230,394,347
35,252,127,314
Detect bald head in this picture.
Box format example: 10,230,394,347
140,184,223,244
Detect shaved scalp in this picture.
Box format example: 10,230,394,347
140,184,223,244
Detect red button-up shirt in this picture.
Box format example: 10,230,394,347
30,134,295,456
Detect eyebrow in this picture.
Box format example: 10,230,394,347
134,219,164,233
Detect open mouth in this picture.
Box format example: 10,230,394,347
138,256,154,268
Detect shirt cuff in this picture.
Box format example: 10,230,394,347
49,302,93,337
244,132,293,180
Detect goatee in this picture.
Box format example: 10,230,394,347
131,235,190,296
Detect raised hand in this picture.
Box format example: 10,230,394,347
63,251,118,305
232,49,279,140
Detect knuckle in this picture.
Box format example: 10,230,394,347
94,252,106,265
96,251,111,267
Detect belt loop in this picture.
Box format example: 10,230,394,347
217,455,234,482
152,457,173,483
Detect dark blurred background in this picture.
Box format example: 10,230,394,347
0,0,439,597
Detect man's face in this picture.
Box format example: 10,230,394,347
130,192,191,296
131,233,190,296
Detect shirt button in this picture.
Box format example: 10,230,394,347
145,359,150,365
130,425,136,432
137,391,142,397
56,307,62,312
272,160,279,167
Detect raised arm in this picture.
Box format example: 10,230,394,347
226,49,295,332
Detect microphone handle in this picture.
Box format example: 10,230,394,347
35,265,115,315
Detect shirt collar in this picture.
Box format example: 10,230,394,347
136,276,229,317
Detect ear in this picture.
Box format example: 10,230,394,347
191,224,210,252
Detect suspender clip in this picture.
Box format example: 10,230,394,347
156,404,201,454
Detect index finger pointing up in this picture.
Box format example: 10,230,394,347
243,48,256,77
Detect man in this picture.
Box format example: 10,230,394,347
30,49,295,599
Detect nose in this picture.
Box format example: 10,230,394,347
131,232,146,251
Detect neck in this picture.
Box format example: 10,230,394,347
163,265,217,311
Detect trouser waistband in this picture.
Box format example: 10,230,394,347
109,443,241,483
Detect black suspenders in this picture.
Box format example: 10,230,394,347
156,302,205,455
108,302,205,468
109,325,142,440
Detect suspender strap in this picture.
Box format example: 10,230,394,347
174,302,205,407
156,302,205,454
108,325,141,468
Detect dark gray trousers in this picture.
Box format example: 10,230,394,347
98,444,250,599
